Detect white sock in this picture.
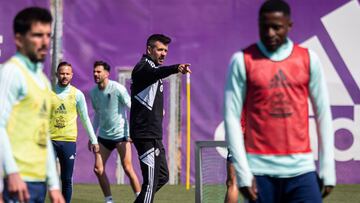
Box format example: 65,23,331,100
135,192,140,197
105,196,113,203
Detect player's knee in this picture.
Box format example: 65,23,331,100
226,177,237,188
122,163,132,174
94,166,104,176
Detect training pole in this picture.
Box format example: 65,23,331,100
186,73,191,190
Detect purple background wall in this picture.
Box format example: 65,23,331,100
1,0,359,184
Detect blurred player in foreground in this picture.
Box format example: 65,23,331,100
0,6,64,203
224,1,335,202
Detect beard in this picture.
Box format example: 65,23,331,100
27,51,46,63
95,77,103,84
59,80,70,87
26,45,48,63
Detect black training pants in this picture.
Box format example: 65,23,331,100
133,139,169,203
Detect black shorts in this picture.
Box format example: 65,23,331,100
227,149,233,163
98,136,128,151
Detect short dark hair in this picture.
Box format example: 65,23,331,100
13,7,53,35
94,60,111,72
146,34,171,47
259,0,291,17
57,61,72,71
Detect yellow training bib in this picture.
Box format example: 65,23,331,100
50,85,78,142
6,58,51,180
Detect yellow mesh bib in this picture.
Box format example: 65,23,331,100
6,58,51,180
50,86,78,142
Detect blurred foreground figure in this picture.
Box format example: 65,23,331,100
0,6,64,203
224,1,335,202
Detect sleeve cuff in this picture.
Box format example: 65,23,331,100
91,139,98,145
48,185,60,191
237,174,254,187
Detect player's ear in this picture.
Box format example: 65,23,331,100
146,46,152,55
15,33,24,49
287,17,293,31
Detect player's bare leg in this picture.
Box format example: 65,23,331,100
225,162,239,203
94,143,113,199
116,141,141,195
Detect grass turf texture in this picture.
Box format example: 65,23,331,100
46,184,359,203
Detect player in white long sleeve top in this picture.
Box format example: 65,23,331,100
0,7,63,203
90,61,140,203
224,1,335,202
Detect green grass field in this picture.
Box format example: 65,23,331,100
46,184,360,203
